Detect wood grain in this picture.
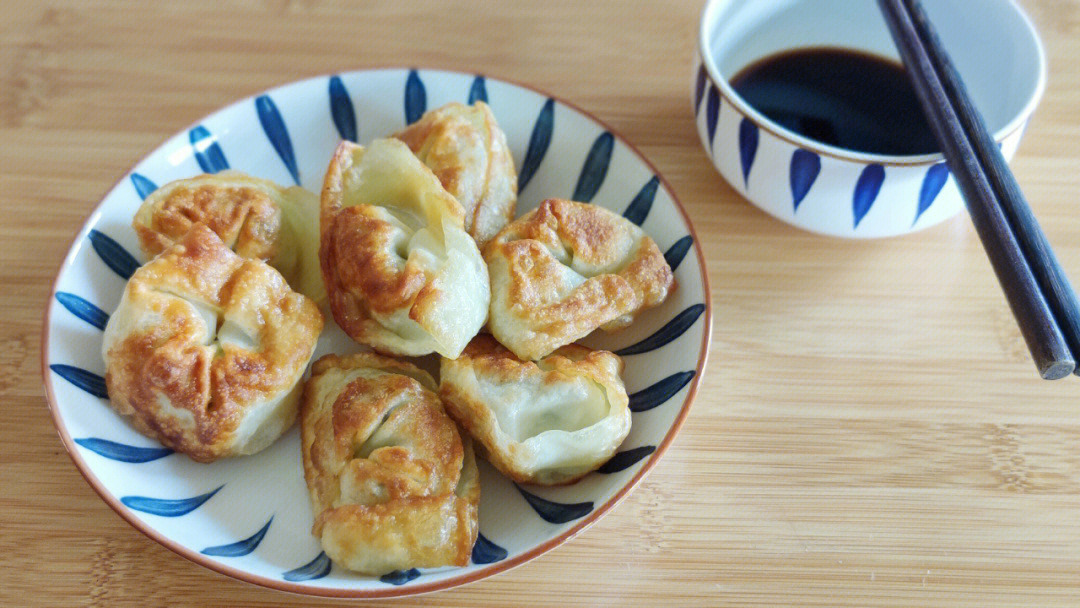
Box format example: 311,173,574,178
5,0,1080,606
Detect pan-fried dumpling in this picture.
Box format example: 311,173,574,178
395,101,517,246
439,335,630,485
101,225,323,462
132,171,325,303
484,198,675,361
301,352,479,574
320,138,490,359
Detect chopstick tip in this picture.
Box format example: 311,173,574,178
1040,360,1075,380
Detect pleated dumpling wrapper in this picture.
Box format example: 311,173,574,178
301,352,480,574
484,198,675,361
101,224,323,463
395,101,517,247
132,171,325,304
440,335,630,485
320,138,490,358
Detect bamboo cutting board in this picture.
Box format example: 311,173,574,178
4,0,1080,605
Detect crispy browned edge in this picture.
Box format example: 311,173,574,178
40,67,713,600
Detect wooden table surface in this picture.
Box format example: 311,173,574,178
6,1,1080,605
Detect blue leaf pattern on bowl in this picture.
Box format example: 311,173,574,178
73,438,172,463
694,64,707,115
56,292,109,330
189,125,229,174
256,95,300,185
130,173,158,200
283,552,331,582
515,484,593,524
471,533,508,564
615,304,704,356
88,229,139,280
596,445,656,474
468,75,488,104
518,98,554,194
706,84,720,150
381,568,421,585
853,164,886,228
915,163,949,225
738,118,758,187
572,131,613,203
622,176,659,226
404,69,426,125
201,517,273,557
663,235,693,271
328,75,358,142
790,149,821,211
121,485,223,517
628,371,695,412
50,364,108,399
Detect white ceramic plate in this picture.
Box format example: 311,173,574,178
42,68,712,598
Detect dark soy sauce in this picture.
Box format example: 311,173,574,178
730,48,939,156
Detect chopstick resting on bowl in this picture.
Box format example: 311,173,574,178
878,0,1080,380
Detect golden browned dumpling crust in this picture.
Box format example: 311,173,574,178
101,224,323,463
440,335,630,485
132,171,325,303
319,138,490,358
300,352,479,575
395,102,517,247
484,198,675,360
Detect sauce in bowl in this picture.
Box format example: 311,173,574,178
731,48,938,156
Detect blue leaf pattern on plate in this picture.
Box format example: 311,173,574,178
283,552,331,582
405,69,426,124
472,533,508,564
853,164,886,228
121,485,223,517
88,229,139,280
596,445,656,474
48,71,708,592
738,118,758,187
130,173,158,200
706,84,720,149
381,568,421,585
694,65,708,115
663,235,693,271
515,484,593,524
915,163,949,225
790,149,821,211
256,95,300,185
329,75,358,142
628,371,695,412
55,292,109,330
572,131,613,202
49,364,107,399
518,98,554,194
615,304,704,356
201,517,273,557
73,438,172,463
189,125,229,174
468,75,488,104
622,176,659,226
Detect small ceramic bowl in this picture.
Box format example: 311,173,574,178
693,0,1046,238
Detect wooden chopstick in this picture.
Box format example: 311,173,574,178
894,0,1080,378
878,0,1079,379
